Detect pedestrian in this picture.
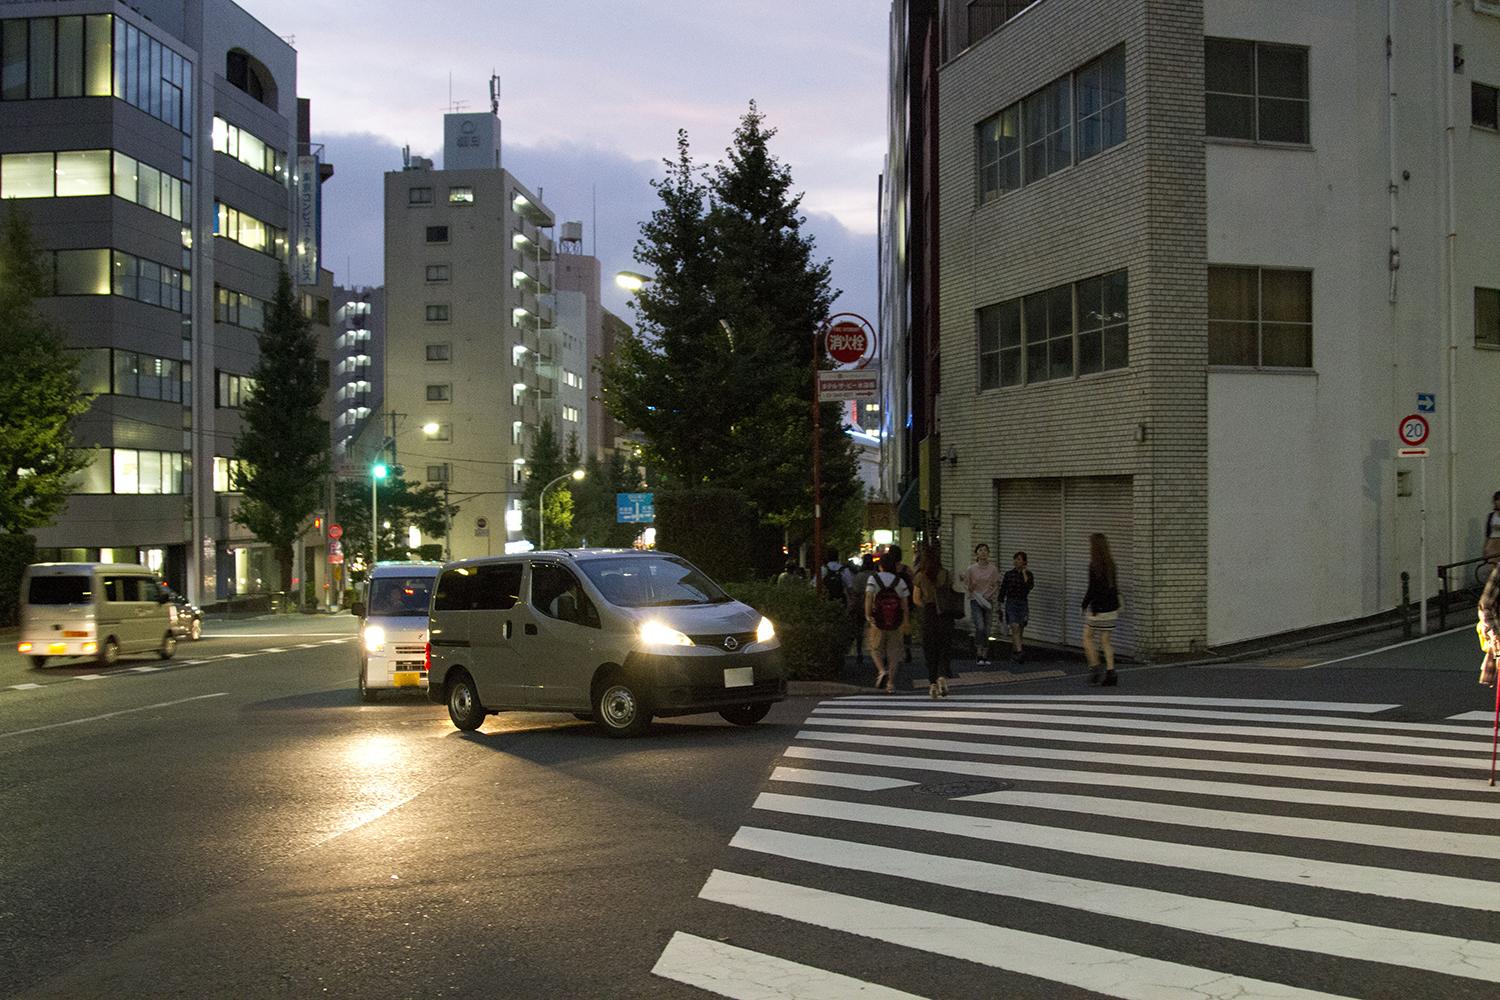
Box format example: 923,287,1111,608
885,543,916,662
776,560,800,588
913,543,959,698
864,548,910,694
848,552,877,669
1081,532,1122,686
820,546,853,604
962,543,1001,665
1485,491,1500,564
1480,560,1499,686
998,550,1035,663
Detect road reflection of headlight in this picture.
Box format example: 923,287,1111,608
348,736,400,769
363,624,385,653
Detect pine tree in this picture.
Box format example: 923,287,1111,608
0,210,91,534
520,418,566,546
233,269,331,594
333,470,449,575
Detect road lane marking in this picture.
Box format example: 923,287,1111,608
9,683,42,690
782,745,1500,820
72,674,104,681
1448,710,1496,722
294,643,321,649
0,693,227,740
793,730,1484,792
652,931,924,999
699,870,1348,1000
210,632,355,638
222,653,252,659
833,694,1400,713
816,704,1494,749
753,792,1500,913
729,827,1500,984
128,666,163,673
261,647,287,653
768,766,916,791
801,716,1489,771
1309,627,1461,667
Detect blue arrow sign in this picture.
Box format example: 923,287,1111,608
616,492,655,524
1417,393,1435,413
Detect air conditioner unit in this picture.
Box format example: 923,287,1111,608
1476,0,1500,18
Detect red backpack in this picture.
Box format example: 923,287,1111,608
871,575,904,631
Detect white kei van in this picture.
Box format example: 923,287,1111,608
18,563,177,667
352,562,443,701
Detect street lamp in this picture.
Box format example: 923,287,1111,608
422,422,441,437
539,468,586,550
370,462,388,564
615,270,651,292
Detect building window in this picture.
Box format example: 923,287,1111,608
1,16,180,130
1474,83,1499,131
1075,47,1126,162
975,106,1020,204
563,369,583,389
113,449,185,494
107,349,184,402
424,423,451,442
212,117,288,180
511,420,523,445
1205,39,1309,144
512,461,525,485
299,293,331,326
427,464,450,483
425,264,449,283
50,248,111,296
1075,271,1129,375
426,226,448,244
425,304,450,322
976,300,1021,390
448,186,473,204
216,370,257,408
214,201,288,260
563,405,580,423
1023,284,1074,383
409,186,433,205
215,286,266,330
1023,77,1072,184
977,270,1129,389
425,343,451,362
1477,288,1500,348
426,383,451,402
213,456,250,493
1208,266,1313,368
965,0,1037,48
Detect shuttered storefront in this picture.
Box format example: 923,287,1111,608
995,476,1135,656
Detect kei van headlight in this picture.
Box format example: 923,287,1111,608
639,620,694,647
362,624,386,653
756,617,776,644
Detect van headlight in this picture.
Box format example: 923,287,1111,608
756,617,776,644
363,625,386,653
639,620,693,647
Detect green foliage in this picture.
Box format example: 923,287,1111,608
520,418,567,546
724,581,853,681
334,469,450,577
233,269,331,591
655,488,762,583
0,534,37,627
571,450,649,549
0,211,91,534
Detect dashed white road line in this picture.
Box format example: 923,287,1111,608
128,666,163,673
653,931,924,999
0,693,227,740
768,766,916,792
9,683,42,690
73,674,103,681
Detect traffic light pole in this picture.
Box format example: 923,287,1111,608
371,473,379,565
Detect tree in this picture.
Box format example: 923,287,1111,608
232,269,331,595
333,469,450,577
520,418,575,547
572,450,649,549
0,210,91,534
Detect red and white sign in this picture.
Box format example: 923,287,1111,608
821,313,877,369
1398,414,1429,447
1398,447,1430,458
328,538,344,564
327,523,343,540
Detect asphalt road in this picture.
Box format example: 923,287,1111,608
3,616,1499,998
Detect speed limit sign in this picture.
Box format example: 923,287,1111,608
1398,414,1429,447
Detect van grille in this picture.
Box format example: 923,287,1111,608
688,631,757,651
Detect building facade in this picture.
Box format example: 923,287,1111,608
0,0,328,603
331,284,383,462
553,221,601,458
928,0,1500,655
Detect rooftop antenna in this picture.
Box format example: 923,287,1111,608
489,72,500,116
441,72,468,113
402,144,410,168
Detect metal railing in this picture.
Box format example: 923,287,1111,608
1438,554,1498,628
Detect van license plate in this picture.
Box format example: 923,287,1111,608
391,671,421,688
723,667,753,688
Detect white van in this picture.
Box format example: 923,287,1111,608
352,562,442,701
18,563,177,667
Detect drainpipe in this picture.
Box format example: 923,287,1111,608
1443,0,1460,563
1386,0,1400,304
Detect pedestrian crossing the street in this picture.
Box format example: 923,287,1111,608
652,694,1500,999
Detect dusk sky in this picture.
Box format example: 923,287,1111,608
244,0,889,324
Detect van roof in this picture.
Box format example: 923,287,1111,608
442,548,661,570
368,561,444,577
27,562,154,574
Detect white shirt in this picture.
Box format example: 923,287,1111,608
865,571,910,601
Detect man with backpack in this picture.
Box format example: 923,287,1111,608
864,549,910,693
820,547,852,604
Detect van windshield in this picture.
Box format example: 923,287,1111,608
578,556,728,608
367,577,435,616
29,576,92,605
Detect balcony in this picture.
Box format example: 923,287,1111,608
537,233,554,261
538,302,556,329
511,191,553,228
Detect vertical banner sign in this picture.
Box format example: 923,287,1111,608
295,155,320,286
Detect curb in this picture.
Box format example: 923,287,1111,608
1151,615,1477,669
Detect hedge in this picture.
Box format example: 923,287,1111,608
0,535,37,627
725,581,853,681
655,488,758,584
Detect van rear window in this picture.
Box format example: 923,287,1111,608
28,576,92,605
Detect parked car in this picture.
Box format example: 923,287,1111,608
351,562,443,701
17,563,176,667
159,585,203,641
425,550,785,737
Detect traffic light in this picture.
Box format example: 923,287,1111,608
372,463,388,480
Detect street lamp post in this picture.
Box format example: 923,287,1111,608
371,462,388,565
539,469,586,550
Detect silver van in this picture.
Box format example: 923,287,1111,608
351,561,443,701
17,563,177,667
425,550,785,737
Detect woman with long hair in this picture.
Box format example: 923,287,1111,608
1081,532,1121,686
913,543,958,698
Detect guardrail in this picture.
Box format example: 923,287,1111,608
1438,555,1497,628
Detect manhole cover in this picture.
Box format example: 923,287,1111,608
916,779,1013,797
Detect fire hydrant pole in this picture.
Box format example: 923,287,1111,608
812,324,823,598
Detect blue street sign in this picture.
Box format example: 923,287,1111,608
616,492,655,524
1417,393,1436,413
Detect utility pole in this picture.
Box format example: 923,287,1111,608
812,325,823,597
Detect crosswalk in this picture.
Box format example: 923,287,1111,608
653,694,1500,999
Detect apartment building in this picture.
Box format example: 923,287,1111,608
0,0,328,603
331,284,383,461
926,0,1500,655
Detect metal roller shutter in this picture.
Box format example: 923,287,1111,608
1063,476,1136,657
995,479,1066,648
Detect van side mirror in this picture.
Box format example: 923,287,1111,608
350,601,366,618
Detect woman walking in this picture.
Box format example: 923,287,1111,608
962,544,1000,665
1485,491,1500,564
913,544,958,698
998,551,1035,662
1081,533,1122,686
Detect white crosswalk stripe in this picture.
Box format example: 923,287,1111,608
654,695,1500,998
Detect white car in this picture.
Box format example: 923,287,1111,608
353,562,442,701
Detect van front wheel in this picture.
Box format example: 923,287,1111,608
720,702,771,727
446,671,485,732
593,676,651,738
97,638,119,667
159,633,176,660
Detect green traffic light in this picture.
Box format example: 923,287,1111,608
372,463,388,480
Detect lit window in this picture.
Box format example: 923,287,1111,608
448,186,474,204
563,405,580,423
54,149,110,197
1,151,55,198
